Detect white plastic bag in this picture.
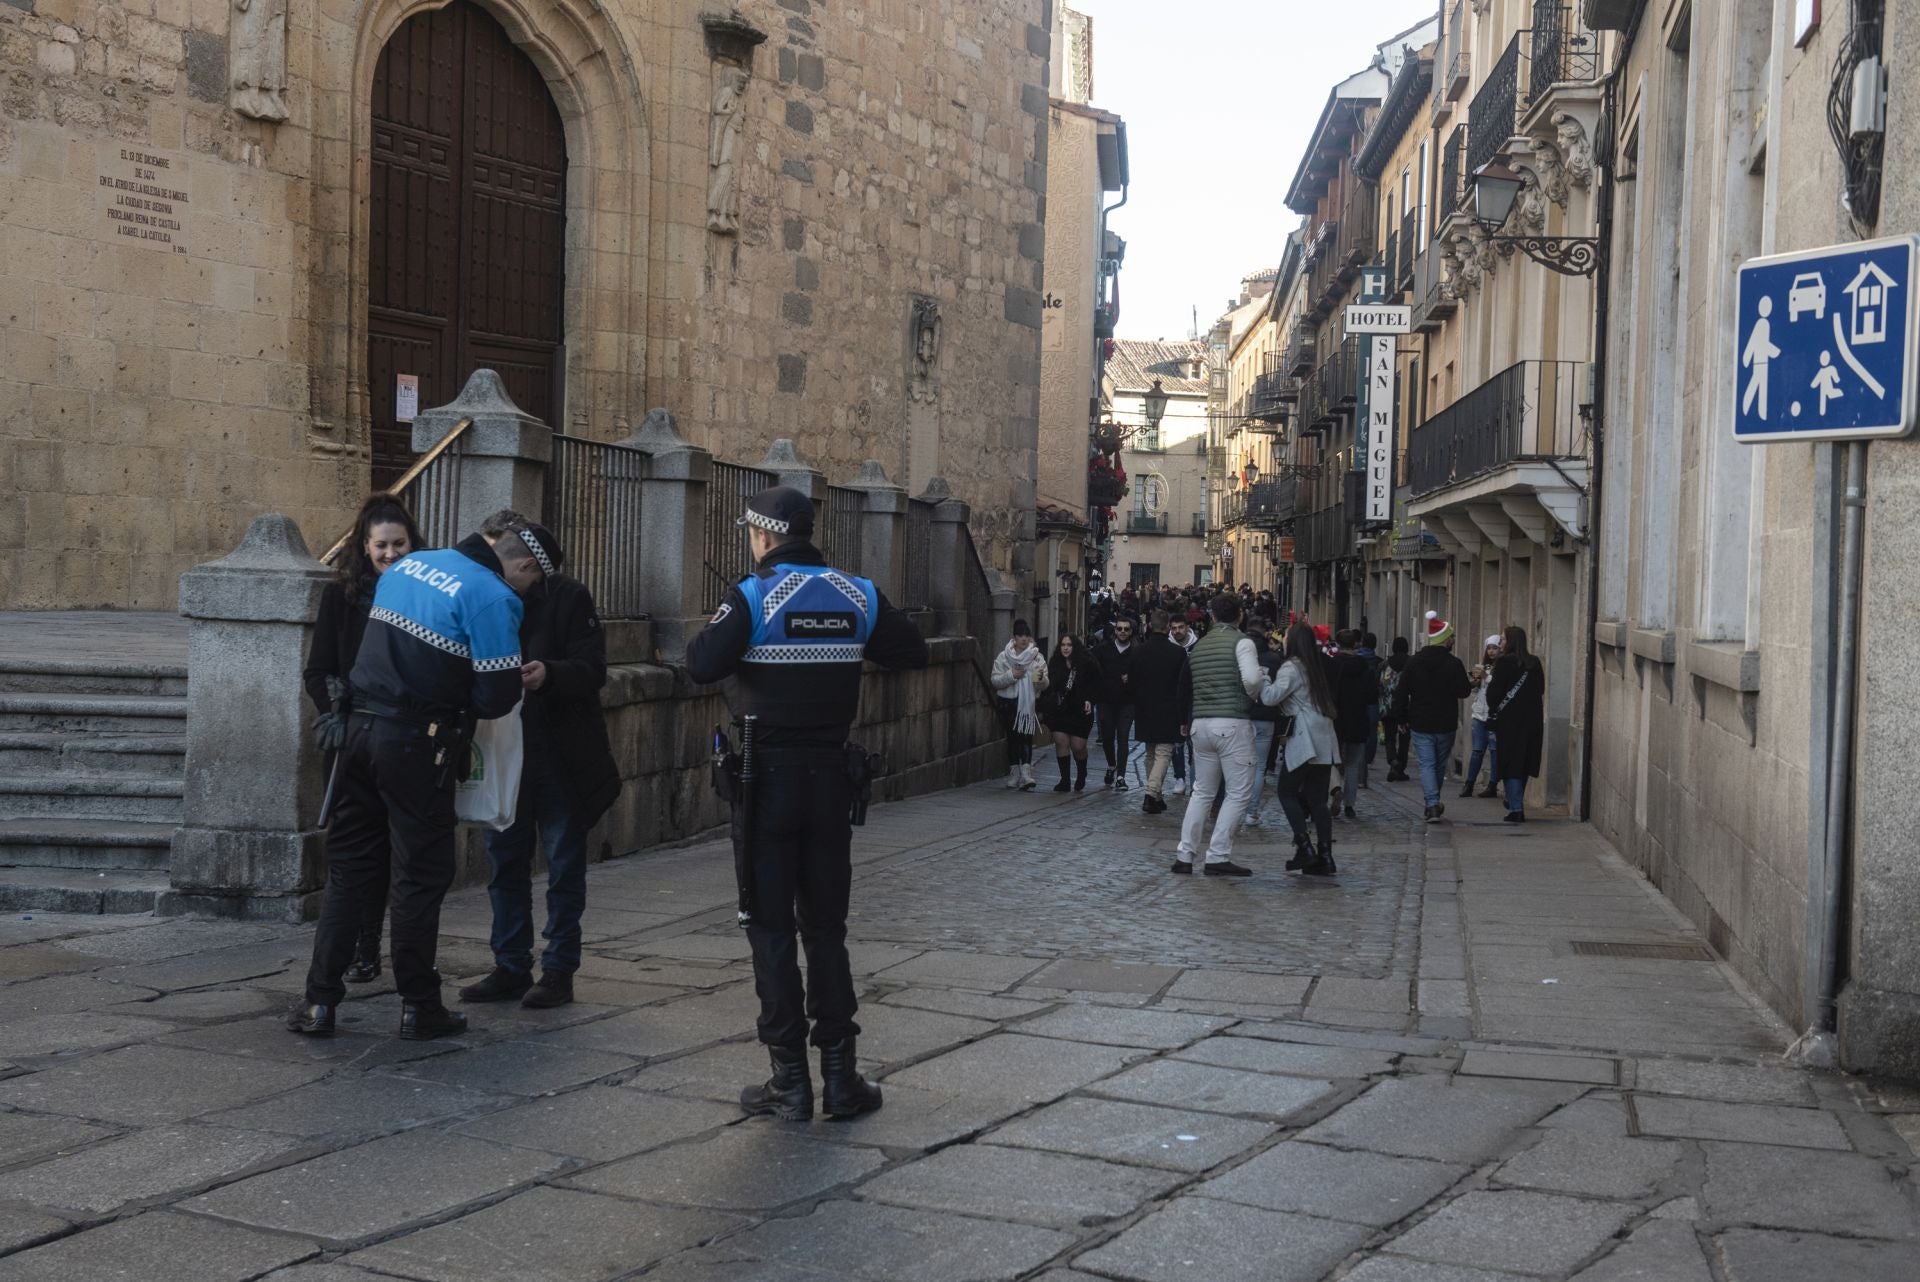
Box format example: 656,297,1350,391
455,706,524,831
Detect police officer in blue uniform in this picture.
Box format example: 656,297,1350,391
687,486,928,1119
289,526,544,1041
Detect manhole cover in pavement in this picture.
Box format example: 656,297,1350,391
1569,940,1714,961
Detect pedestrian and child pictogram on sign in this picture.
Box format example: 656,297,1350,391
1734,235,1918,442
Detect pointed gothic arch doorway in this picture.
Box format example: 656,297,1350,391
366,0,568,487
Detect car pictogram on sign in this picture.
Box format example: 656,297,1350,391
1788,272,1827,322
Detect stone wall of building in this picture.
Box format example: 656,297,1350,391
0,0,1049,609
1035,102,1100,519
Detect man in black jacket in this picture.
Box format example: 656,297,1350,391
1131,611,1188,815
460,514,621,1011
1393,613,1471,823
1091,615,1138,790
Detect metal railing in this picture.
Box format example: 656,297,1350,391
1408,360,1588,497
1218,490,1247,529
1251,368,1290,422
543,433,651,618
1410,245,1458,332
903,498,933,610
1126,512,1169,534
1397,208,1419,292
704,460,778,611
1438,0,1470,102
1293,504,1352,564
1440,125,1469,221
1335,185,1377,272
321,417,474,564
1246,478,1297,529
960,527,998,687
1528,2,1598,102
815,483,865,575
1282,329,1317,377
1308,221,1341,314
1468,35,1521,177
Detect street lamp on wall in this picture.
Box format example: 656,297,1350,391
1142,379,1169,431
1471,161,1602,278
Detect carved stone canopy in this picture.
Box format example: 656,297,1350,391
700,9,767,65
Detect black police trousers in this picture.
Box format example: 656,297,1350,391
742,748,859,1049
305,714,459,1008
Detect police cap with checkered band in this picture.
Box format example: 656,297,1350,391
736,485,815,540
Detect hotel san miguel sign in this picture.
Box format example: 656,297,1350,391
97,143,190,253
1347,267,1407,526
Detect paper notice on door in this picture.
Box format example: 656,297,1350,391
395,374,420,423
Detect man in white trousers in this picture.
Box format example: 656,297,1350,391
1171,594,1267,877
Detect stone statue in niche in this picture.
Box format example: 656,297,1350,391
229,0,290,122
706,65,749,234
908,298,941,403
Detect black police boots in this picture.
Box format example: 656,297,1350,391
399,1001,468,1040
344,943,382,984
741,1044,814,1121
285,1001,334,1036
818,1038,884,1120
458,966,532,1003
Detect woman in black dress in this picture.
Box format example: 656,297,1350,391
303,494,424,981
1485,624,1546,823
1044,632,1099,792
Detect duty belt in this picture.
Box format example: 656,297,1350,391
351,697,453,728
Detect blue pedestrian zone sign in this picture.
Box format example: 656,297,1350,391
1734,235,1918,442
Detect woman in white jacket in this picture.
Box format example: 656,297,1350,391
1261,622,1341,875
990,620,1049,790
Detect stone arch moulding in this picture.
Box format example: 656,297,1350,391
311,0,653,460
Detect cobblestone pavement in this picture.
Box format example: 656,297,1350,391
0,766,1915,1280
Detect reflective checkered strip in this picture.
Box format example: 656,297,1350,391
473,654,524,673
760,572,806,623
741,644,867,664
371,606,469,659
820,570,871,614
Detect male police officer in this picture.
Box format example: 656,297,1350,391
687,485,927,1119
289,526,543,1041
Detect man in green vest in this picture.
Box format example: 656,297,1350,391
1172,593,1267,876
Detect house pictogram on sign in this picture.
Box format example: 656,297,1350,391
1843,261,1897,346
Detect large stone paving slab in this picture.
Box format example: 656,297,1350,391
1385,1190,1636,1274
1088,1058,1340,1120
1632,1059,1817,1106
858,1144,1181,1228
0,1044,327,1124
0,1011,180,1059
0,1208,70,1257
985,1096,1274,1172
204,1072,506,1138
722,1199,1075,1281
1717,1228,1920,1282
0,1210,317,1280
1194,1140,1466,1227
1175,1035,1399,1079
569,1125,882,1210
1631,1096,1851,1150
454,1087,738,1162
795,1084,1032,1152
392,1040,637,1096
1295,1075,1578,1162
0,1123,296,1214
855,1005,996,1066
0,1112,114,1167
1491,1130,1684,1199
868,950,1048,990
1013,1005,1231,1049
1074,1196,1373,1282
184,1130,567,1247
1572,1219,1714,1282
1699,1141,1920,1239
343,1187,739,1281
883,1033,1143,1105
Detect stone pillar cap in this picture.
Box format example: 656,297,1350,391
622,407,708,456
849,459,905,491
412,369,552,462
179,514,333,623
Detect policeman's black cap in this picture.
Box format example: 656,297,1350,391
515,522,566,577
737,485,815,538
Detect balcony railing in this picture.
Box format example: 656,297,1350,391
1218,490,1247,529
1282,329,1317,377
1127,512,1169,534
1307,222,1341,315
1467,35,1521,177
1245,479,1297,530
1294,504,1353,564
1251,368,1290,422
1439,0,1471,102
1335,185,1377,273
1383,229,1399,295
1397,208,1419,293
1439,124,1468,221
1409,360,1587,497
1528,2,1599,103
1409,245,1457,333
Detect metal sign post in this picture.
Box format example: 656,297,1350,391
1733,234,1918,443
1348,267,1408,525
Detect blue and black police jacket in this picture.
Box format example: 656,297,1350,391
347,534,526,721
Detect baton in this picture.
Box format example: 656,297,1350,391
734,714,758,929
317,748,344,829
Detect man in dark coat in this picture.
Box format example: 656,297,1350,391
1392,613,1471,823
1091,616,1139,790
1486,625,1546,822
1329,628,1379,817
460,514,621,1011
1131,610,1189,814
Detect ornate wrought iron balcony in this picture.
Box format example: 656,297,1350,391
1467,36,1521,177
1528,2,1600,103
1408,360,1588,498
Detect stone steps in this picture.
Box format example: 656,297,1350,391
0,653,189,912
0,866,170,914
0,819,175,871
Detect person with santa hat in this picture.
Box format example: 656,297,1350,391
1386,611,1472,822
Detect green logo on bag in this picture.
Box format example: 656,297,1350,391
468,742,485,782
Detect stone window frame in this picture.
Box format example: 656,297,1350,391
306,0,654,454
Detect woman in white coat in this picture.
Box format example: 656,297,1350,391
990,619,1049,790
1260,622,1342,875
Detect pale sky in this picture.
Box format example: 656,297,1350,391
1070,0,1443,342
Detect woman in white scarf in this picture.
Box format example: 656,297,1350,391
990,620,1050,790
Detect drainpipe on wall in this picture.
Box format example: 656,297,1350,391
1577,67,1620,823
1791,440,1867,1068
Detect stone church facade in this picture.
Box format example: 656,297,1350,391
0,0,1050,608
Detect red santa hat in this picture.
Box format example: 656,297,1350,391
1424,611,1455,646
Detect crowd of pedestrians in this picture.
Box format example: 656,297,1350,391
995,584,1549,873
